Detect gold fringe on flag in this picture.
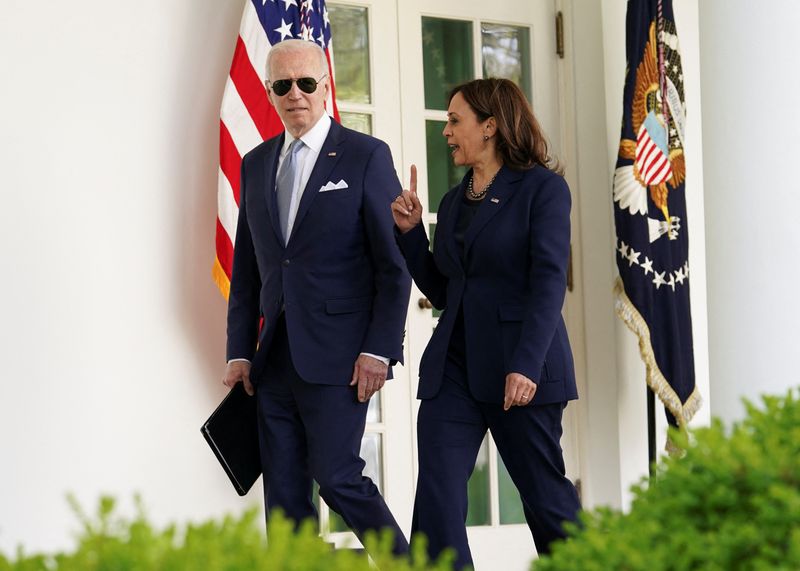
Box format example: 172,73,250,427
212,256,231,301
613,277,702,428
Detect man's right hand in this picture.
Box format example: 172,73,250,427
222,360,254,396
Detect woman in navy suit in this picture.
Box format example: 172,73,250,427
391,78,581,569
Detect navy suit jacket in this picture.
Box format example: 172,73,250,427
226,120,411,385
397,165,578,405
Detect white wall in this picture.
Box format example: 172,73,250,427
699,0,800,422
0,0,250,553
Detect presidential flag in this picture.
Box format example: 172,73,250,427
612,0,700,426
213,0,340,298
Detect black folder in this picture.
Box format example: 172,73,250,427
201,383,261,496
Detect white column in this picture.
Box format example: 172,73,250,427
699,0,800,422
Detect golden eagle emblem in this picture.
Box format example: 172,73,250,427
613,21,686,243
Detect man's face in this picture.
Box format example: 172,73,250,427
267,49,329,138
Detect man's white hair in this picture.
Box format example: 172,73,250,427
266,39,328,80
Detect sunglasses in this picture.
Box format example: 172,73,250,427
267,74,328,96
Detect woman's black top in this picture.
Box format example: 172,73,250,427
445,194,484,377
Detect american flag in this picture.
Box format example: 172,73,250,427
213,0,340,298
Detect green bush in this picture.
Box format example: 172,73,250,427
0,495,454,571
535,388,800,571
9,390,799,571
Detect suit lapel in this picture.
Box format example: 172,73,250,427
263,134,285,245
463,166,522,258
288,121,345,245
438,177,466,270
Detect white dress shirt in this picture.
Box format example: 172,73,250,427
277,113,331,241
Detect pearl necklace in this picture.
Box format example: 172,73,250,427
466,171,499,201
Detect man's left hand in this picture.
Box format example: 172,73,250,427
350,354,388,402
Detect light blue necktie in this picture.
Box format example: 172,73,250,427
276,138,303,244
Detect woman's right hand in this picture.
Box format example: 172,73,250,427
391,164,423,234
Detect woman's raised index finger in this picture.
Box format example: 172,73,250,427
410,164,417,193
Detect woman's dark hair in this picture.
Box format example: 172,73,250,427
448,78,562,173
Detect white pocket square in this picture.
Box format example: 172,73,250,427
319,179,349,192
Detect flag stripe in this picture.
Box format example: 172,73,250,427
636,131,674,185
651,160,672,183
644,144,664,173
638,138,658,168
229,37,275,141
324,45,339,119
642,148,663,175
241,1,271,85
217,169,239,243
215,218,235,277
635,136,652,164
219,121,242,203
220,79,264,159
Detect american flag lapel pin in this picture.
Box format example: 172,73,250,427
327,152,337,157
490,197,500,203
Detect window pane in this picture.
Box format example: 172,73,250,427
466,436,491,526
328,432,383,532
361,432,383,489
328,507,348,532
422,17,474,110
427,223,442,319
366,391,381,423
329,5,371,104
426,120,468,212
481,23,532,101
497,452,526,524
339,111,372,135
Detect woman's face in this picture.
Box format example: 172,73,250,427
442,91,494,167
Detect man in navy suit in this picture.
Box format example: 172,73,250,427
222,39,411,555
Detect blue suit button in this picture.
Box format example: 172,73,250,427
282,259,290,267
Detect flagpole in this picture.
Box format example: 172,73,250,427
647,385,656,476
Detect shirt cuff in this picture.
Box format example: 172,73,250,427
227,358,251,365
360,352,390,365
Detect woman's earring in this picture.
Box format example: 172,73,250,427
483,135,489,141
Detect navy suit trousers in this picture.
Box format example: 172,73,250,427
412,360,581,570
255,314,409,555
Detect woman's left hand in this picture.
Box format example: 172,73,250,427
503,373,537,410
